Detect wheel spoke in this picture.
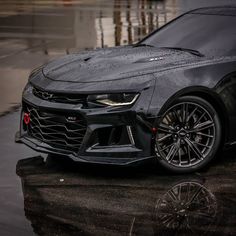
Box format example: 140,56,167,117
187,144,191,164
160,143,175,152
158,123,175,134
157,134,172,142
186,107,198,122
185,138,204,160
167,190,179,202
165,114,173,124
191,211,214,220
182,103,188,123
188,186,204,204
194,111,206,127
178,147,182,165
193,141,211,149
196,132,213,138
166,144,176,161
191,120,214,132
166,141,179,161
173,109,180,123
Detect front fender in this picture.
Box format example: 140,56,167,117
148,60,236,117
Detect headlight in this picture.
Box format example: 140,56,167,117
87,93,139,106
23,83,33,95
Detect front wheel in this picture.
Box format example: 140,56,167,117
155,96,222,173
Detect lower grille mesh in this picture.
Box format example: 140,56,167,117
24,105,87,153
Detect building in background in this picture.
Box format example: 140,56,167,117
0,0,179,55
0,0,235,114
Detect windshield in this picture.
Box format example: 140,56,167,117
141,13,236,56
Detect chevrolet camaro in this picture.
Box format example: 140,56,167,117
16,6,236,173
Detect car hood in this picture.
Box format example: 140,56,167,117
42,46,203,83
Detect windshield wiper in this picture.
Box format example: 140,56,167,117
160,47,204,57
133,43,154,48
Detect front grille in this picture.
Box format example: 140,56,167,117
24,105,87,153
33,87,87,104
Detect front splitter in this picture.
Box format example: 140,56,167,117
16,133,155,166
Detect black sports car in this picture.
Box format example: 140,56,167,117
16,6,236,173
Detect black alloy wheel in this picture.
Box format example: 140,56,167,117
155,96,222,173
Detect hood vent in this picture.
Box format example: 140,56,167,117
84,57,91,62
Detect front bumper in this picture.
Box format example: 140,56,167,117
17,133,154,165
17,87,156,165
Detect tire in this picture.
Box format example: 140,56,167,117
155,95,222,173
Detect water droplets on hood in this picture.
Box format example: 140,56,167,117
42,46,202,83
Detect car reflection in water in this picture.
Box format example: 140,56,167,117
16,156,235,236
154,182,217,235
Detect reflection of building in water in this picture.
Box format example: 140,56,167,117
2,0,234,55
0,0,179,55
74,8,97,50
96,0,179,47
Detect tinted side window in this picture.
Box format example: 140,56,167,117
143,14,236,56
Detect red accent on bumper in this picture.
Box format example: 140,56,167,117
23,113,30,125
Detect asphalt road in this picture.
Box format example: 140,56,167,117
0,110,236,235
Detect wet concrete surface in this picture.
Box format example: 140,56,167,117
1,0,236,235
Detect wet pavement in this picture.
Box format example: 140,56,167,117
1,0,236,235
16,155,236,236
1,110,236,235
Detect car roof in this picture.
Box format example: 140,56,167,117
188,6,236,16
